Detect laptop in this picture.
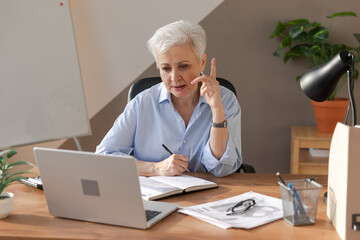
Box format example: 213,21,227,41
33,147,178,229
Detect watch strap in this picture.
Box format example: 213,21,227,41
211,120,228,128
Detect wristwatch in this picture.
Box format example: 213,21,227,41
211,120,228,128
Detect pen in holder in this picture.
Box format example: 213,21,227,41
278,179,322,226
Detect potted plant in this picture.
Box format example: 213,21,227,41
0,150,36,219
270,11,360,133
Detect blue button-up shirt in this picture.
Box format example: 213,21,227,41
96,83,242,177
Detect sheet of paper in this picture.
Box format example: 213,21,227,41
149,175,216,190
178,191,283,229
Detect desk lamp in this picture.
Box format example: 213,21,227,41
299,50,356,203
299,50,356,126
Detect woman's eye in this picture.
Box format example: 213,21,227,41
179,64,189,69
162,67,171,71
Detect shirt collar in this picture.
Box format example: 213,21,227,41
159,84,170,104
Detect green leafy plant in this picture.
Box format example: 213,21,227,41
270,11,360,100
0,150,36,198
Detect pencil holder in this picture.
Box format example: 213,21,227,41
279,179,322,226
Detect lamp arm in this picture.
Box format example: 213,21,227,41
347,53,357,126
344,100,351,124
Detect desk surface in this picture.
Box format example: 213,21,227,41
1,173,339,240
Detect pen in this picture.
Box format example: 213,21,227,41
162,144,190,172
293,187,307,215
288,183,298,218
289,182,306,215
276,172,287,186
162,144,173,155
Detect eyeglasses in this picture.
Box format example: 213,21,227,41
226,199,256,215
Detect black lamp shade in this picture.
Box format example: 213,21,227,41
299,51,353,102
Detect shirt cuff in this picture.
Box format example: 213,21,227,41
95,145,133,156
202,137,236,172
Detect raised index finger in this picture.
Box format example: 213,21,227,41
210,57,216,79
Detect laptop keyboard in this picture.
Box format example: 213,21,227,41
145,210,161,222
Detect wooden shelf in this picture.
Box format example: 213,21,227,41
290,126,332,175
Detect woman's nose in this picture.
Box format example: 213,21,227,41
170,70,180,81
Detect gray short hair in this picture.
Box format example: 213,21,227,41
147,20,206,68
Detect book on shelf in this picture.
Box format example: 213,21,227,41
139,174,218,200
309,148,329,158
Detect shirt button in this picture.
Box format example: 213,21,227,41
178,118,182,122
183,140,186,144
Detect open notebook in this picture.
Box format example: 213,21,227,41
139,175,218,200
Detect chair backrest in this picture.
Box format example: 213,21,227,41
128,77,236,102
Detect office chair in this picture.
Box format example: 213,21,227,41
128,76,256,173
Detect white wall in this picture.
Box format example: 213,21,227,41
70,0,223,118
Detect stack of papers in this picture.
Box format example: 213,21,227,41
178,191,283,229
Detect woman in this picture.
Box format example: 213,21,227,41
96,20,242,177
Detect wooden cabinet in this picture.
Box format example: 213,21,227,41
290,126,332,174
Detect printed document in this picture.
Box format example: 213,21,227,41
178,191,283,229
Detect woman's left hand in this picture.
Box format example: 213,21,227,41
191,58,223,110
192,57,228,160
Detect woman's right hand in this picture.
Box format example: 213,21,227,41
154,154,189,176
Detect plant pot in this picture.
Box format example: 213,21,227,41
311,98,349,133
0,192,14,219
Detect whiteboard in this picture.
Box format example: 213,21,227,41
0,0,91,149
